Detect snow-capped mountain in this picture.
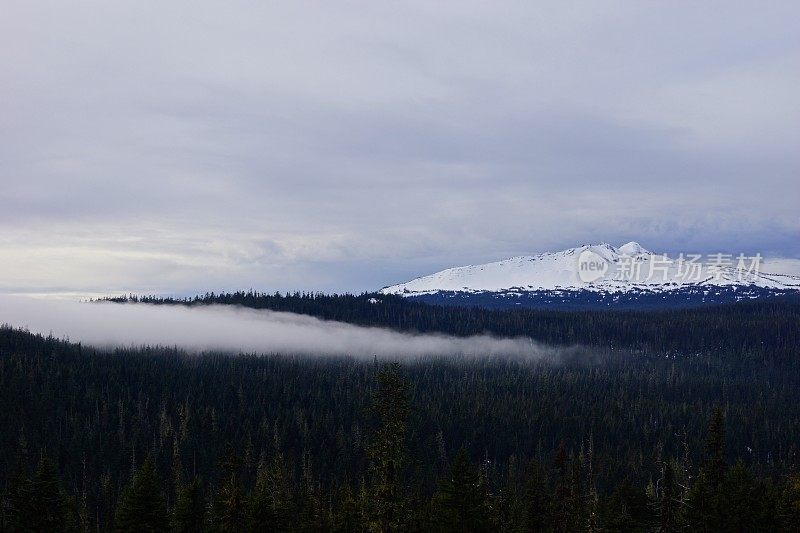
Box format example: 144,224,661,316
380,242,800,310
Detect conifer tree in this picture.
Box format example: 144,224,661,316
173,477,205,533
210,448,246,532
604,478,648,531
684,472,717,532
551,448,585,532
114,457,170,532
778,474,800,532
4,460,33,532
4,455,78,532
718,460,753,531
522,459,551,531
247,469,277,531
658,461,678,533
432,447,491,532
267,453,295,528
703,407,727,487
685,407,730,532
330,482,364,533
30,456,70,532
366,362,410,531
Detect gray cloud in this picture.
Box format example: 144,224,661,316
0,296,552,359
1,1,798,296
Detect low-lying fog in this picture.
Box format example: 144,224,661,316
0,295,559,358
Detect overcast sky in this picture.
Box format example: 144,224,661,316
1,1,798,297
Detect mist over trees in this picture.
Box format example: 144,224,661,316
104,291,800,361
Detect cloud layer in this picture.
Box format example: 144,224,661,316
1,1,798,296
0,296,550,359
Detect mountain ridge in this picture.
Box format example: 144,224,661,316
380,242,800,309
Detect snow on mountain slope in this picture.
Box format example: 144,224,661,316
380,242,800,296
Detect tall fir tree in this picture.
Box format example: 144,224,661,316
658,461,679,533
432,447,492,532
4,455,74,532
522,459,552,532
114,457,170,533
366,362,411,531
685,406,730,532
778,474,800,532
210,448,246,532
703,407,727,487
173,477,205,533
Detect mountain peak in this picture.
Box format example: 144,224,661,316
618,241,650,255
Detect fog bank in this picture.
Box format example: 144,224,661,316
0,296,553,358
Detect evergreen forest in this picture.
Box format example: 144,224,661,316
2,293,800,531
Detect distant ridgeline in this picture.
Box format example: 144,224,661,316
401,284,800,310
103,290,800,361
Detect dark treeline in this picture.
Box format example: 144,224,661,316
103,291,800,361
2,321,800,531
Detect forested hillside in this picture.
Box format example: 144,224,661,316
2,297,800,531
